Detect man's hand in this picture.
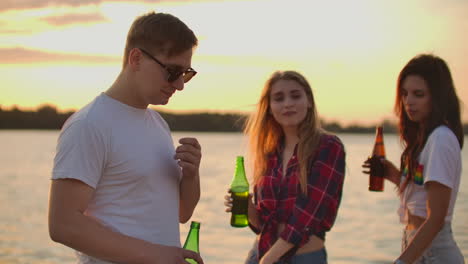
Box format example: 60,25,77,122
175,138,201,178
150,244,204,264
176,137,202,223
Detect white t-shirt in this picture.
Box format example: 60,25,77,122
398,125,462,224
52,93,182,263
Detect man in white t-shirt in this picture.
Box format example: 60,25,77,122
48,12,203,264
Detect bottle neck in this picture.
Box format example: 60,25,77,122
235,158,245,174
231,157,249,192
187,229,199,239
373,127,386,157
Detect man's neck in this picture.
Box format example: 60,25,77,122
106,71,148,109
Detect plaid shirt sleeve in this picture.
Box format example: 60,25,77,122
248,185,261,234
279,134,346,246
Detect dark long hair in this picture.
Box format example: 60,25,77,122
394,54,463,193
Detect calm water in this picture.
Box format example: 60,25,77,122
0,130,466,264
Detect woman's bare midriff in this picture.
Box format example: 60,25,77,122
406,212,426,230
277,223,324,255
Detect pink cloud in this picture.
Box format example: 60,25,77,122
0,47,120,64
41,12,109,26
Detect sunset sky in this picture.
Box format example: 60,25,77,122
1,0,468,125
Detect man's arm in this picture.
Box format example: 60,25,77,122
48,178,203,264
179,172,201,223
175,137,202,223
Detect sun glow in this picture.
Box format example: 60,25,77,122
1,0,468,125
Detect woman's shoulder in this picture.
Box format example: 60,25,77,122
317,132,345,154
320,132,344,147
428,125,458,146
424,125,461,154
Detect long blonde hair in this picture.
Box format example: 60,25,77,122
244,71,322,194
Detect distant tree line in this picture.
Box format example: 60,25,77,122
160,112,246,132
0,105,73,130
319,119,398,134
2,105,468,134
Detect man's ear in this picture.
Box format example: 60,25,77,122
128,48,142,71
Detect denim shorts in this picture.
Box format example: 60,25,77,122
244,241,327,264
402,222,465,263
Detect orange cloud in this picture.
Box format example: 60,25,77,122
0,47,120,64
41,12,109,26
0,0,179,12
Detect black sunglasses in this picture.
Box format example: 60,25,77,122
139,48,197,83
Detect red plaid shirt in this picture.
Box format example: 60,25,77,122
252,134,346,261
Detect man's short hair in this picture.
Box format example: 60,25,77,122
123,12,198,67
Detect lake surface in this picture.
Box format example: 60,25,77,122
0,130,466,263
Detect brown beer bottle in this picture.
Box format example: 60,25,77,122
368,126,386,191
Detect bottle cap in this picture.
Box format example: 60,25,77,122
190,221,201,229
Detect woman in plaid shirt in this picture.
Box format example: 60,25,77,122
225,71,346,264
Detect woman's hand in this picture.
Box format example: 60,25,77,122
224,189,255,212
362,158,401,186
259,255,276,264
259,238,293,264
224,189,233,213
225,189,260,229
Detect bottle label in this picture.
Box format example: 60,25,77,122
231,191,249,215
370,155,385,177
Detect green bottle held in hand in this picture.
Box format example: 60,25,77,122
230,156,249,228
183,221,200,264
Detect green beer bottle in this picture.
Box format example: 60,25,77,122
230,156,249,228
183,221,200,264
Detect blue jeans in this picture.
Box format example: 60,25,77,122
245,242,327,264
402,223,465,263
